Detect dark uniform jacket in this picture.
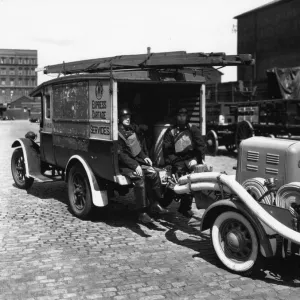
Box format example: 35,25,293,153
163,123,206,165
118,123,148,171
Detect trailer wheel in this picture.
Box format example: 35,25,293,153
11,148,34,189
235,120,254,150
211,211,259,275
206,130,218,156
68,164,93,219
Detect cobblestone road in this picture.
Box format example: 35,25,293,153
1,120,300,300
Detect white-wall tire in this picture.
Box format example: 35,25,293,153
211,211,259,274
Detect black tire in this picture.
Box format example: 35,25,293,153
206,130,219,156
68,164,93,219
235,120,254,150
211,211,260,276
11,148,34,189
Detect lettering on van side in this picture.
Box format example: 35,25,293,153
92,110,106,119
92,100,107,119
90,125,110,136
92,100,106,109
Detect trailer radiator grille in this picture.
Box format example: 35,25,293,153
265,168,279,175
246,164,259,172
266,153,280,165
247,151,259,162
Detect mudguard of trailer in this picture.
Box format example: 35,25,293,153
200,199,276,258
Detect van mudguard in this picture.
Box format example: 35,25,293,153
11,138,41,178
65,155,108,207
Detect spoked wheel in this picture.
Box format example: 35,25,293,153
235,120,254,150
206,130,219,156
211,211,260,275
11,148,34,189
225,144,236,152
68,164,93,219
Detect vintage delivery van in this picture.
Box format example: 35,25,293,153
10,51,253,219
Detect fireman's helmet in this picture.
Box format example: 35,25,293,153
176,107,188,115
119,108,132,118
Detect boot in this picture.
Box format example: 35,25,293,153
152,201,170,214
138,212,154,224
151,187,170,214
178,195,194,218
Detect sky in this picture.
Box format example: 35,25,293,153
0,0,272,84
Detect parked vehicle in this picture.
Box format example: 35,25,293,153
175,136,300,274
10,51,253,219
205,66,300,155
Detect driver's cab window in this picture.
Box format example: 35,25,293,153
45,94,51,119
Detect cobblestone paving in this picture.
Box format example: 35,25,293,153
1,120,300,300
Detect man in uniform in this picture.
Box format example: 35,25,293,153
163,107,206,217
118,108,169,224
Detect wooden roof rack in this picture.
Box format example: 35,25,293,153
43,51,254,75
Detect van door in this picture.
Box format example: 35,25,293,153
40,86,56,165
87,78,119,181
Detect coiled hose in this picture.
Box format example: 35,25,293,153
174,172,300,245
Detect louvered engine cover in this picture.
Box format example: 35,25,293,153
236,136,300,189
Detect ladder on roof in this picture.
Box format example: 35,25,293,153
43,51,254,75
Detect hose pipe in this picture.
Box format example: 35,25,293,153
174,172,300,245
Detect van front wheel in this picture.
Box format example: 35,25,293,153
68,164,93,219
11,148,34,189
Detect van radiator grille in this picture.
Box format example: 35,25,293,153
247,151,259,162
266,153,279,165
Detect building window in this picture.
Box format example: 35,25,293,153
0,68,6,75
18,68,22,76
1,90,5,94
32,79,35,86
10,57,15,64
31,59,35,64
19,58,23,64
19,79,22,85
0,57,5,64
9,69,15,75
31,68,35,75
10,79,15,86
24,58,28,64
1,79,5,85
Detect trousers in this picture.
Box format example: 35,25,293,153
122,165,162,210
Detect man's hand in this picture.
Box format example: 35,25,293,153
134,165,143,176
144,157,152,166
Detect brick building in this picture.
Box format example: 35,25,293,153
235,0,300,82
0,49,38,104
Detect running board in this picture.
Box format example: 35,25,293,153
30,172,63,183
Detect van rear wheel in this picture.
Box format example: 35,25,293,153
68,164,93,219
11,148,34,189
